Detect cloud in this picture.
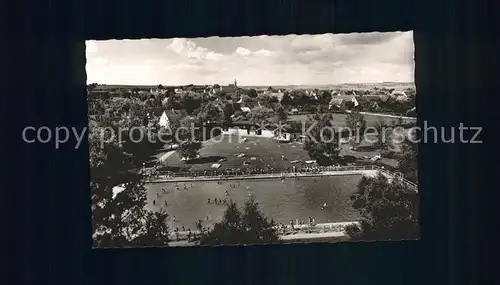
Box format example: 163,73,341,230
86,31,414,85
234,47,251,56
166,38,223,61
254,49,273,56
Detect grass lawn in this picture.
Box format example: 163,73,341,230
159,134,400,172
161,135,312,171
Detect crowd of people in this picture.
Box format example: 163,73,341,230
157,164,375,179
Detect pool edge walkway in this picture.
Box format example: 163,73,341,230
145,170,380,183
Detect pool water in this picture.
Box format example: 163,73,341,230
145,175,362,231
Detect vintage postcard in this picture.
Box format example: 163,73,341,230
87,31,419,248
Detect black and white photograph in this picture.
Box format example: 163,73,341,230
87,31,419,248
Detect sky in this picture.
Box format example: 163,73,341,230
86,31,414,86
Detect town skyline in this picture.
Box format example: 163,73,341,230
86,31,414,86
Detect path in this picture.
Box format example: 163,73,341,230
167,221,359,246
158,150,175,163
280,231,345,240
345,110,417,121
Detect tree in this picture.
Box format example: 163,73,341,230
288,121,303,134
199,196,280,245
197,101,224,123
345,111,366,146
162,94,180,110
119,126,165,169
344,173,419,241
303,113,341,166
319,91,331,105
181,92,202,114
199,201,243,245
250,106,273,122
177,141,203,161
87,83,98,92
397,130,418,183
373,119,391,151
275,105,288,123
257,95,270,108
241,196,280,243
281,92,293,106
172,116,203,161
298,94,314,107
248,89,258,98
89,122,170,247
157,84,164,89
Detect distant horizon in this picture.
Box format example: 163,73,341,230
90,81,415,88
86,31,414,86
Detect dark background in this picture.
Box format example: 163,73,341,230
5,0,494,284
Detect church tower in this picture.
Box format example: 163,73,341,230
234,79,237,87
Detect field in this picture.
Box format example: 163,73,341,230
94,82,415,91
243,82,415,91
288,113,415,126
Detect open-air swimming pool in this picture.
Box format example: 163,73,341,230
145,175,362,231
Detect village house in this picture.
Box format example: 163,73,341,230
240,106,251,113
355,95,369,106
149,88,168,96
273,89,285,101
221,120,291,141
390,90,409,102
330,90,341,96
156,109,189,129
328,94,359,109
406,106,417,116
305,89,318,99
218,79,239,94
263,88,285,101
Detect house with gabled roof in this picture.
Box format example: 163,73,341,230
157,109,189,129
328,95,359,109
390,90,409,101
